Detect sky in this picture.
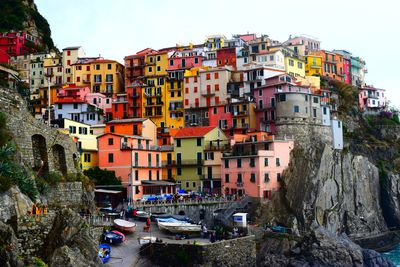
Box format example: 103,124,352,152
35,0,400,108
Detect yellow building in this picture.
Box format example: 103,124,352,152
305,53,323,76
143,51,169,127
64,119,98,170
90,59,124,97
231,100,257,130
284,55,306,77
43,53,63,87
204,35,226,50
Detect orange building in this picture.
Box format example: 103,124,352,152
317,50,345,82
97,132,174,200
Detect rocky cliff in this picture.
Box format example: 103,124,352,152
0,0,55,51
260,142,388,237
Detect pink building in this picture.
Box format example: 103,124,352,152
97,133,173,200
0,31,41,63
343,58,351,84
168,47,204,71
85,93,112,111
359,85,386,112
221,132,294,199
56,85,90,103
252,74,310,133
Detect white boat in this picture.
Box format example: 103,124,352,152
114,219,137,233
157,221,201,233
138,236,157,245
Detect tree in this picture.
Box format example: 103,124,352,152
83,167,122,186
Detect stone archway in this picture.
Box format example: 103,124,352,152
52,144,67,176
31,134,49,175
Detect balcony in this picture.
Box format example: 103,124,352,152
232,123,249,129
177,159,204,166
162,160,176,167
168,87,182,92
201,90,215,97
236,182,243,187
146,113,163,117
204,144,230,151
129,103,141,108
129,93,140,98
145,101,163,107
310,64,321,69
105,79,114,84
121,142,131,150
232,110,248,117
200,175,222,180
325,59,336,64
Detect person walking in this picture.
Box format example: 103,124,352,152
146,217,151,227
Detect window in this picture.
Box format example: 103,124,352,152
250,173,256,183
250,158,255,167
313,108,317,118
108,153,114,163
206,73,211,80
276,158,280,167
214,73,219,79
148,67,152,72
197,138,201,146
135,170,139,181
297,62,303,68
95,64,100,70
313,97,319,103
237,158,242,168
264,173,270,183
294,105,299,113
289,59,294,66
215,84,219,91
148,153,152,167
237,174,242,183
106,74,113,82
225,174,230,183
156,170,160,180
323,107,327,115
194,87,198,93
170,59,174,66
67,60,71,65
67,50,71,56
279,94,286,102
107,63,112,70
194,76,198,83
194,57,198,64
186,181,189,188
177,153,182,166
149,170,152,180
176,139,181,147
193,182,196,188
277,173,281,181
58,104,62,109
224,159,229,168
338,121,341,128
177,167,182,175
84,153,91,163
157,66,161,72
264,158,268,166
157,55,161,61
197,152,202,164
197,167,202,175
108,138,113,145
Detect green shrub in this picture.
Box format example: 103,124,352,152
0,175,13,192
33,257,48,267
41,172,62,185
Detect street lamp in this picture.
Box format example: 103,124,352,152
45,73,53,126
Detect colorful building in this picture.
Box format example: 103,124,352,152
63,119,98,170
97,132,168,200
89,59,125,96
221,132,294,199
359,85,386,112
0,31,41,63
305,52,322,76
62,46,85,84
351,56,366,87
174,126,228,192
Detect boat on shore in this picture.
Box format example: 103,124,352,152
114,219,137,233
158,221,201,234
135,210,151,221
151,213,194,223
102,230,125,244
98,243,111,263
138,236,157,245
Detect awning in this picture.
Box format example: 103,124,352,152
95,189,123,194
141,180,176,186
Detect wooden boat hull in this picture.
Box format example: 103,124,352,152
114,219,137,233
158,222,201,233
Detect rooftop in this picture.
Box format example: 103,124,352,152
107,118,147,124
175,126,215,138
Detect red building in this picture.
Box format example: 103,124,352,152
0,31,40,63
217,47,237,69
208,104,233,130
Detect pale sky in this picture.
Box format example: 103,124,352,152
36,0,400,108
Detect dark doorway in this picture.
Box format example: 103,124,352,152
31,134,49,175
52,144,67,176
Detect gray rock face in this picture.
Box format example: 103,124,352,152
269,142,387,237
257,225,395,267
0,186,33,222
0,221,23,267
381,172,400,228
42,208,101,267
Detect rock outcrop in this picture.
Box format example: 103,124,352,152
42,208,101,267
0,221,23,267
0,186,33,222
257,225,395,267
261,142,387,237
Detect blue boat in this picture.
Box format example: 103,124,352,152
98,243,111,264
102,230,125,244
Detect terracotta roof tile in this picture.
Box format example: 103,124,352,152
175,126,215,138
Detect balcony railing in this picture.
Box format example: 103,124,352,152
162,160,176,167
232,110,248,117
204,144,230,151
177,159,204,166
201,91,215,97
200,175,222,180
236,182,243,187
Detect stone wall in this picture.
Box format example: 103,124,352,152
0,87,80,176
17,212,56,258
145,235,256,267
42,182,84,209
276,123,332,146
